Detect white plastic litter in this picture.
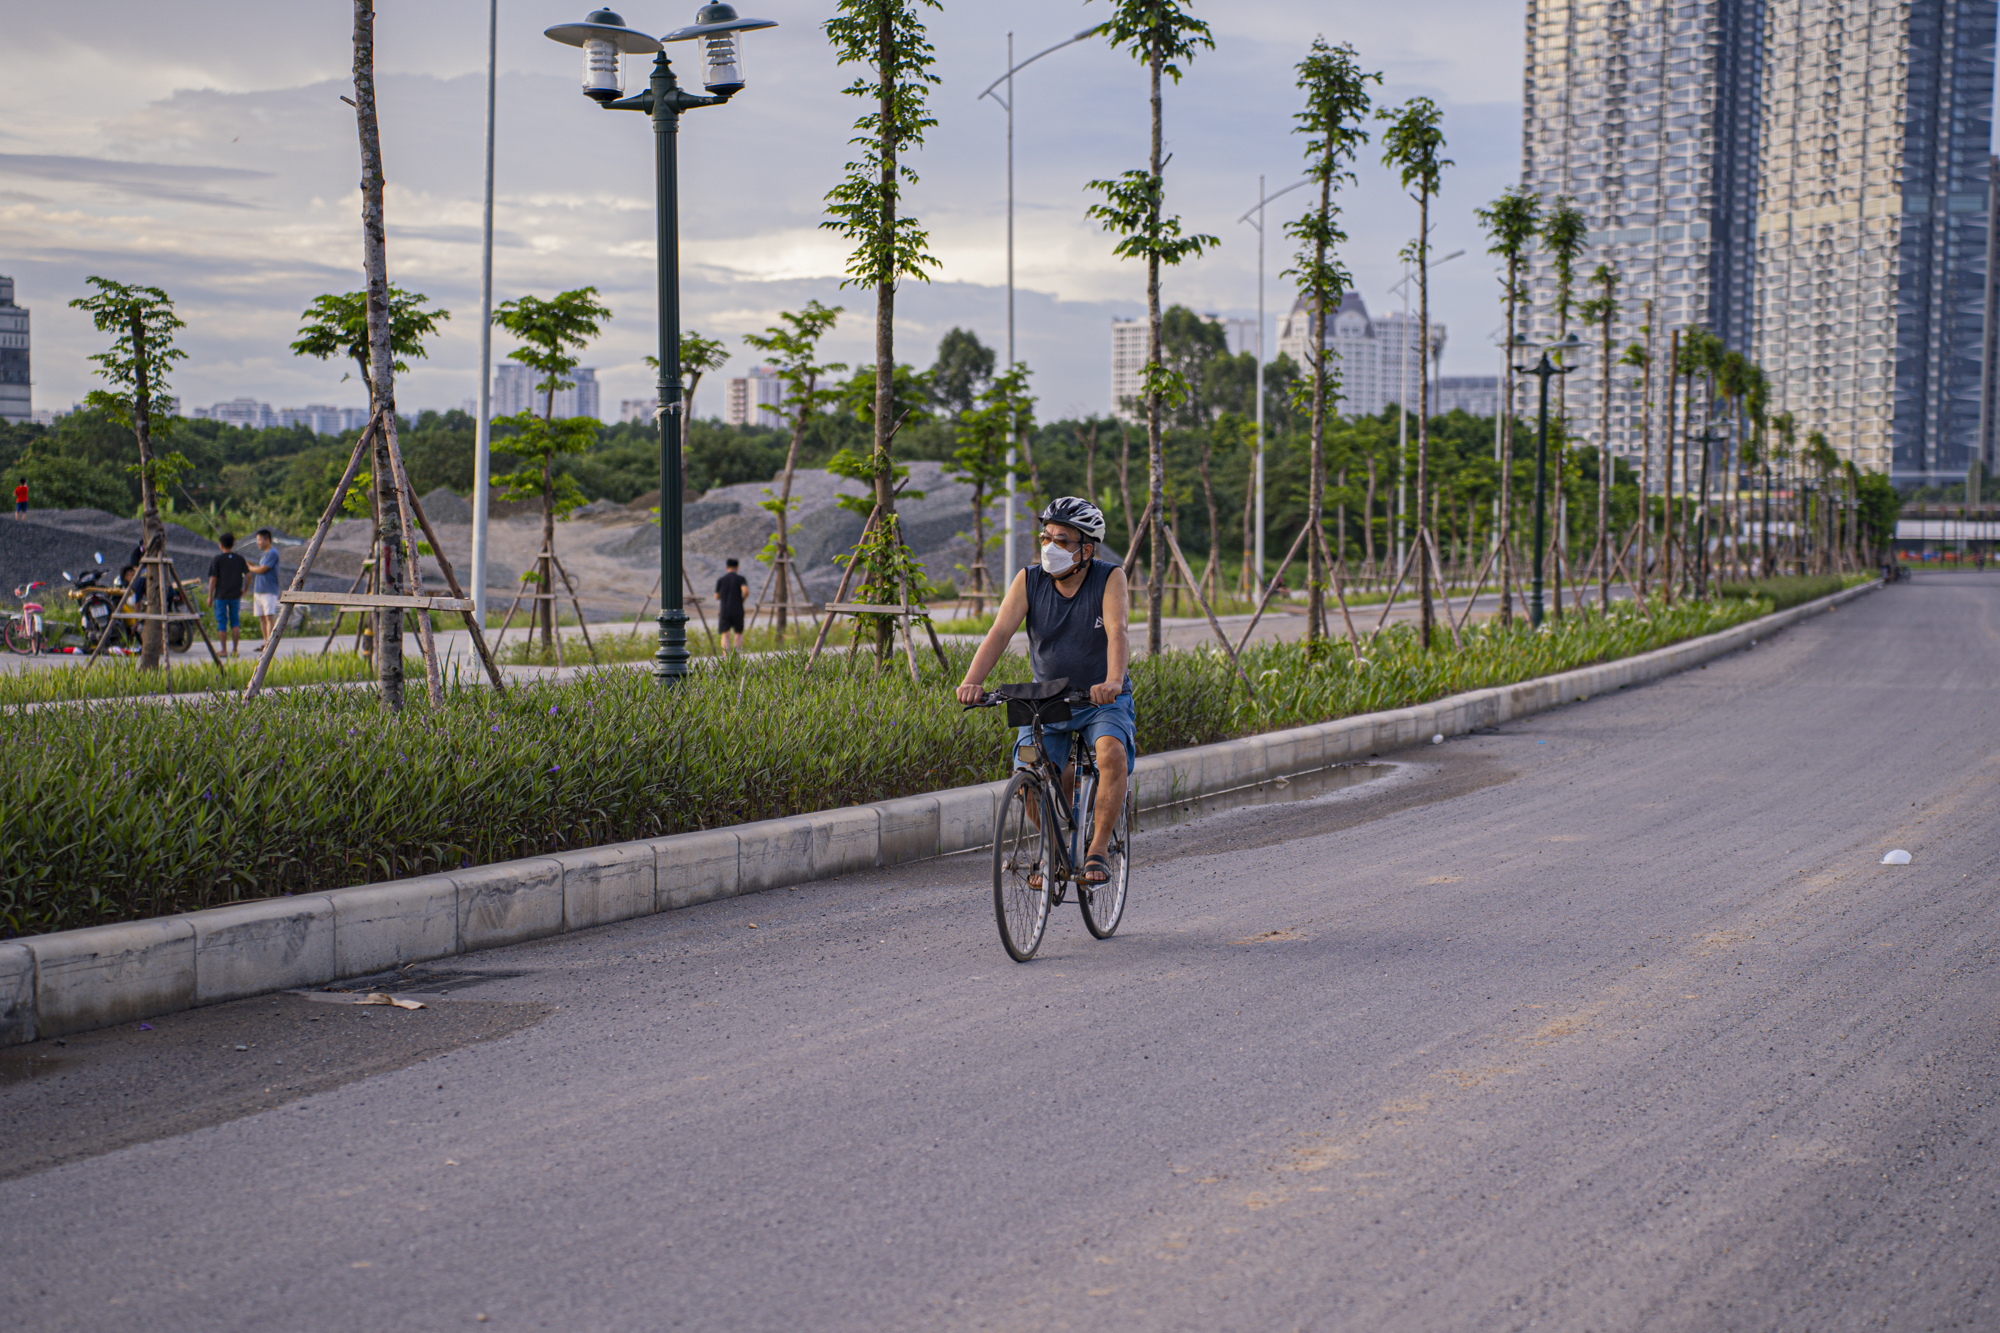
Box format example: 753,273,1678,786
1431,734,1444,745
1881,849,1912,865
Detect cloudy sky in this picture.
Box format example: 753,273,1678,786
3,1,1522,423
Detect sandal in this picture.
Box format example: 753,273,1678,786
1081,854,1111,885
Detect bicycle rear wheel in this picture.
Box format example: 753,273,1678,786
1078,781,1132,939
4,618,34,656
993,770,1053,962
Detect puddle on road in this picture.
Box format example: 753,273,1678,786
1138,762,1397,833
0,1047,77,1084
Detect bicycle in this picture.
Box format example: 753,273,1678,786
5,582,51,655
966,679,1133,961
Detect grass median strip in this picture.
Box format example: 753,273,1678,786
1,596,1765,937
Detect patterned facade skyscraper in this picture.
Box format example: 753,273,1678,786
1521,0,1764,466
1520,0,1996,485
1755,0,1995,483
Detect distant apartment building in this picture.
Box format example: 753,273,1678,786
1109,318,1147,421
0,276,31,426
190,398,281,430
620,397,658,425
1434,376,1501,419
279,405,370,434
725,366,785,428
494,363,600,420
1221,316,1258,359
1276,292,1446,420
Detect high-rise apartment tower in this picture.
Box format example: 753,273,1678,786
1521,0,1996,485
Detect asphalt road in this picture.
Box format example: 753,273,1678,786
4,573,1996,1332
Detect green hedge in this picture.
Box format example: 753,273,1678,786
0,597,1761,937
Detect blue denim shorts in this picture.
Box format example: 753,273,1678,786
215,599,241,630
1014,692,1137,773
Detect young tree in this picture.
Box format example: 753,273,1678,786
946,364,1034,613
1379,96,1452,647
647,331,730,458
292,289,449,394
743,301,846,641
1540,196,1588,616
1580,261,1620,610
1086,0,1219,657
1475,185,1542,626
69,278,186,670
1284,37,1378,644
492,287,612,649
292,287,450,544
823,0,943,652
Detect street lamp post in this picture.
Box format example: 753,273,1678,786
545,5,775,686
1514,335,1579,627
978,28,1095,589
1236,175,1310,584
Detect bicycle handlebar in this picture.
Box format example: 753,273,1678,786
962,688,1095,712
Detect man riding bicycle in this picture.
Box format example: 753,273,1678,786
956,497,1132,887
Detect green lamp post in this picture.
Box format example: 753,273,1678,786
1513,332,1581,627
544,6,776,685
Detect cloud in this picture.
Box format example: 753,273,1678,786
0,152,273,209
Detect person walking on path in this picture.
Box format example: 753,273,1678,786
715,557,749,653
250,528,282,644
13,479,25,518
955,497,1133,886
206,532,251,658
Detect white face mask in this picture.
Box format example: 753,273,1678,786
1040,542,1078,576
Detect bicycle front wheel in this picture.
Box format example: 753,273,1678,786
4,618,35,656
1079,783,1133,940
993,770,1053,962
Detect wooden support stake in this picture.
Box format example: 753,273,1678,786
1366,541,1422,648
1160,522,1256,699
804,501,883,673
404,484,508,694
1316,527,1364,660
1422,530,1465,652
1232,521,1312,656
245,419,376,700
380,411,444,707
1453,538,1504,635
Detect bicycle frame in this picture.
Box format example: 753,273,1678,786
1015,716,1101,890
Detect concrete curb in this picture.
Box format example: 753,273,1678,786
3,581,1876,1045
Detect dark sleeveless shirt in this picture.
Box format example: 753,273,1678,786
1024,558,1131,697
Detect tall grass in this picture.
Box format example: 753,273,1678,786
1715,572,1867,612
0,653,375,708
1,596,1763,937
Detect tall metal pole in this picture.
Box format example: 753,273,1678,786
650,53,689,683
1004,32,1016,590
1236,176,1308,582
979,28,1096,586
471,0,498,626
1254,173,1266,580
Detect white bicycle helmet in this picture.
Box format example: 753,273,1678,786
1038,496,1106,542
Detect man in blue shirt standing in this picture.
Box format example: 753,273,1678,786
249,528,282,644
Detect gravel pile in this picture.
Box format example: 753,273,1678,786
0,510,349,604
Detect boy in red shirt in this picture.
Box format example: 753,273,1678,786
12,480,25,518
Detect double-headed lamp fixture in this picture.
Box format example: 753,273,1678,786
545,5,777,102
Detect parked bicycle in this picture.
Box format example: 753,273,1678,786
5,582,51,655
965,679,1132,961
